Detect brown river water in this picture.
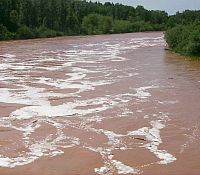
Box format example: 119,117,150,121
0,32,200,175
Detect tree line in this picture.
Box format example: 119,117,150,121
0,0,199,57
0,0,168,40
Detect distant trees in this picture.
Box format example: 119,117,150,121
17,25,34,39
167,10,200,28
0,0,170,40
113,20,132,33
82,14,112,34
0,24,11,40
0,0,200,58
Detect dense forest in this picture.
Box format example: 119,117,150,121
0,0,168,39
0,0,200,57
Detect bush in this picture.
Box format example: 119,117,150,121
82,14,113,35
99,16,113,34
186,28,200,56
131,21,155,32
34,26,59,38
165,24,200,57
113,20,133,33
17,25,34,39
0,24,12,40
82,14,100,34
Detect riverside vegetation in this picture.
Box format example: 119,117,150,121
0,0,200,57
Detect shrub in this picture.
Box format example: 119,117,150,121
0,24,12,40
113,20,133,33
35,26,58,38
82,14,113,35
165,24,200,57
17,25,34,39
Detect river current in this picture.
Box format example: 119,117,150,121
0,32,200,175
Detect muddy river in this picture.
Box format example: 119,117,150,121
0,32,200,175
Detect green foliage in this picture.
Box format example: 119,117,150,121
34,26,58,38
99,16,113,34
165,24,200,57
82,14,100,34
131,21,153,32
167,10,200,28
82,14,112,34
0,24,12,40
113,20,132,33
66,9,80,34
17,25,34,39
9,10,20,32
0,0,170,40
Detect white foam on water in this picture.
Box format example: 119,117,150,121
0,114,80,168
128,119,176,164
112,160,140,174
0,86,69,106
0,34,177,173
102,130,123,146
89,144,140,175
86,127,141,175
0,62,32,71
37,76,114,93
158,100,178,105
90,115,176,167
95,166,111,175
0,63,12,70
134,85,159,99
0,134,79,168
0,54,16,58
10,97,114,120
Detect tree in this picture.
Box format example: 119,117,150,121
82,14,100,34
113,20,132,33
9,10,20,32
98,15,113,33
17,25,34,39
0,24,11,40
66,7,79,34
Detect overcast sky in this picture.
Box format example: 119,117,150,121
90,0,200,14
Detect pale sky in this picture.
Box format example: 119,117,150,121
90,0,200,14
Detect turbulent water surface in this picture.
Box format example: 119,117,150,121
0,32,200,175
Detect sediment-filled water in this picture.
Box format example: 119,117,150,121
0,32,200,175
